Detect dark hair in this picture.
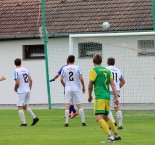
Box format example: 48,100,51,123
66,58,69,64
107,57,115,65
67,55,75,63
14,58,21,66
93,54,102,64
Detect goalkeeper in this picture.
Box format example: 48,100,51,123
49,60,78,119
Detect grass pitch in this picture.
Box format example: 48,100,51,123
0,109,155,145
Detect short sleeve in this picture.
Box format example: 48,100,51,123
61,68,65,76
89,68,97,82
58,65,67,74
110,72,113,80
14,71,18,80
77,67,82,75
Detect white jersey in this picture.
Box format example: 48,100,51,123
14,67,31,93
61,64,82,92
106,65,123,91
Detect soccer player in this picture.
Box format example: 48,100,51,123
60,55,86,127
14,58,39,126
0,76,6,81
106,57,125,129
88,54,121,142
49,60,78,119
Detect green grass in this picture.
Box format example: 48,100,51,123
0,109,155,145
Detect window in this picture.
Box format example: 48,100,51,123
138,40,155,56
78,42,102,58
23,45,45,59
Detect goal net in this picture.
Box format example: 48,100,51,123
48,32,155,111
68,32,155,111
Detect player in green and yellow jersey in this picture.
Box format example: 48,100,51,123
88,54,121,143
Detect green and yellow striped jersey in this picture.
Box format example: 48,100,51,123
89,66,113,100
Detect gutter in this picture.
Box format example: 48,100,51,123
0,30,153,41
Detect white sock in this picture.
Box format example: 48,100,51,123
117,110,123,127
65,110,69,124
108,110,115,123
18,110,26,124
79,108,85,123
26,107,36,119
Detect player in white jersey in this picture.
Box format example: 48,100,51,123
60,55,86,127
106,57,125,129
14,58,39,126
49,59,78,119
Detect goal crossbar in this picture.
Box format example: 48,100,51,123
69,31,155,54
69,31,155,38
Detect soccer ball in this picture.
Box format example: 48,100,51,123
102,21,110,29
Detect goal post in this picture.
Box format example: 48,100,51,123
41,0,51,109
69,31,155,111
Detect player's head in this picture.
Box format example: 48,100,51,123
66,58,69,64
93,54,102,65
14,58,22,66
107,57,115,66
67,55,75,64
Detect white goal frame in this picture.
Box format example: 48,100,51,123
69,31,155,110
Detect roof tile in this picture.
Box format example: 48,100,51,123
0,0,153,37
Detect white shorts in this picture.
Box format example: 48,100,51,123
65,91,81,105
16,92,30,106
110,91,120,108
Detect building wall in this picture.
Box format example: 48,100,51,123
48,35,155,105
0,39,47,104
0,37,69,105
0,35,155,105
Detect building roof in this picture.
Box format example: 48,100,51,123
0,0,41,39
0,0,153,39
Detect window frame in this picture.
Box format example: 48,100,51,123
22,44,45,60
137,40,155,56
78,42,102,58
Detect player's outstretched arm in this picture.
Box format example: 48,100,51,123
0,76,6,81
49,78,55,82
49,73,60,82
